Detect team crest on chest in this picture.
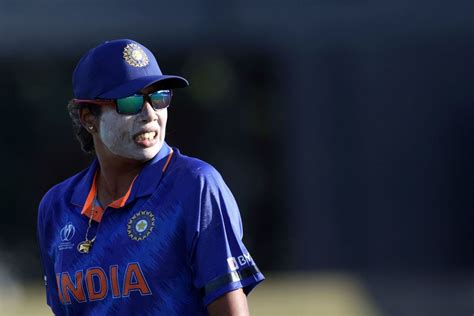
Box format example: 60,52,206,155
127,211,155,241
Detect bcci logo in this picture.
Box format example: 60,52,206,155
60,223,76,242
123,43,149,68
127,211,155,241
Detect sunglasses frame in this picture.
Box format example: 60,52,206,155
73,90,173,115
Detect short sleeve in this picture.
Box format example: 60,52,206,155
186,165,264,306
37,194,63,315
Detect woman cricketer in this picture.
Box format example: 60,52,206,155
37,39,264,316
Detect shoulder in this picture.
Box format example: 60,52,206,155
170,149,225,187
38,167,89,217
164,149,236,207
169,149,241,231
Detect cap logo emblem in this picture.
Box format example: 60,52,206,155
123,43,149,67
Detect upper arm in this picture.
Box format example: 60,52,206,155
37,193,62,314
185,165,265,306
207,288,249,316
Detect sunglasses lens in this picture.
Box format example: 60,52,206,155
150,90,172,110
115,90,172,114
116,96,143,114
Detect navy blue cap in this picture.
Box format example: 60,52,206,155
72,39,189,99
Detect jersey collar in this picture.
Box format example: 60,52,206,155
127,142,173,200
79,171,137,222
70,142,173,213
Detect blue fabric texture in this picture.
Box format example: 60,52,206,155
37,143,264,315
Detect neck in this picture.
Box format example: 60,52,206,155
94,149,145,206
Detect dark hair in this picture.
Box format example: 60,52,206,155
67,100,102,153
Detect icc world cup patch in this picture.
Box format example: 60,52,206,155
127,210,155,241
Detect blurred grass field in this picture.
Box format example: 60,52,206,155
0,272,381,316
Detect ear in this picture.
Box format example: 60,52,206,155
79,107,98,133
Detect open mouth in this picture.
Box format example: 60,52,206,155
134,131,158,147
135,131,157,142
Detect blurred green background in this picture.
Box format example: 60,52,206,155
1,274,382,316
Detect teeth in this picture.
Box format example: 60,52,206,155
136,131,156,141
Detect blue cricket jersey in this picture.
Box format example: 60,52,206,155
37,143,264,315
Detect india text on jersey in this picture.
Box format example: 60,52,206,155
56,262,151,304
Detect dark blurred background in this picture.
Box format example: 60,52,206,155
0,0,473,315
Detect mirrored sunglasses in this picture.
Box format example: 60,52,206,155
73,90,172,115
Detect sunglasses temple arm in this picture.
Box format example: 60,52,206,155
73,99,115,106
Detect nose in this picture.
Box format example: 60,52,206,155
138,100,158,122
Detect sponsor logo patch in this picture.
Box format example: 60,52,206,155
227,257,239,271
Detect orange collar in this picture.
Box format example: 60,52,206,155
80,171,136,223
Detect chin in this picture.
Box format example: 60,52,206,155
128,150,157,162
133,144,162,161
108,141,163,162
